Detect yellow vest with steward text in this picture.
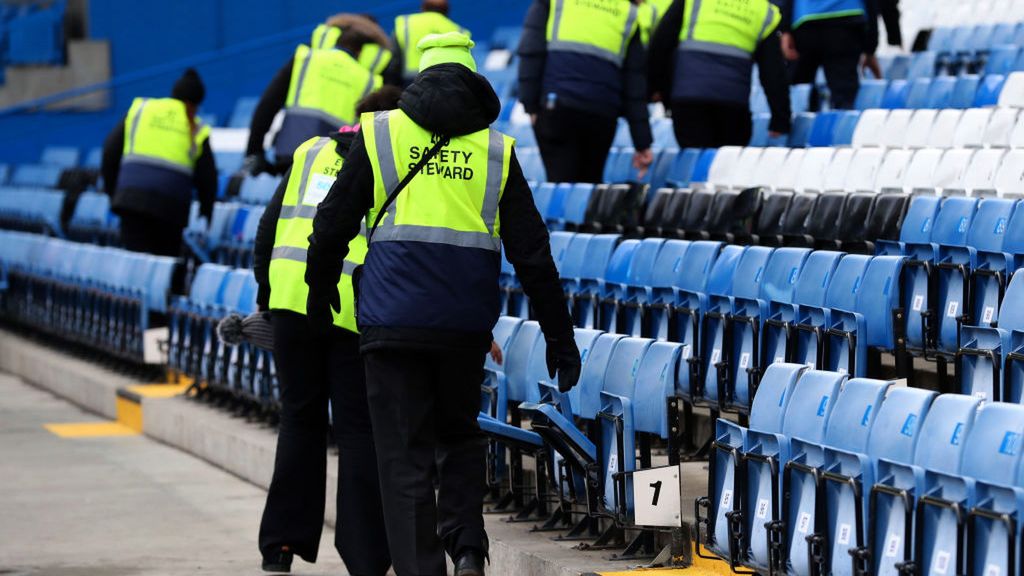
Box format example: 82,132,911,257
546,0,640,66
273,45,383,159
310,24,393,76
268,136,367,332
394,12,466,80
358,110,515,333
121,97,210,172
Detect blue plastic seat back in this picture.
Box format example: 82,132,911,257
782,370,847,443
905,78,932,109
928,27,953,52
960,403,1024,486
602,240,639,285
788,112,816,147
808,111,840,147
648,239,690,288
236,274,258,315
601,337,654,400
189,264,231,306
912,394,982,474
83,147,102,169
792,251,844,307
974,74,1006,107
579,235,621,281
40,146,78,168
504,321,544,403
791,84,812,114
856,256,905,348
626,238,665,286
667,148,701,186
925,76,956,109
822,378,891,452
632,341,684,437
950,75,980,108
487,316,523,373
832,110,861,145
1002,206,1024,260
748,363,806,433
908,51,937,81
242,206,265,242
967,198,1016,254
997,272,1024,332
866,387,937,464
558,233,594,279
898,196,942,244
989,24,1017,48
648,147,677,189
881,79,909,109
561,184,595,226
675,240,721,293
548,231,574,271
823,254,871,311
547,183,572,221
691,149,717,183
706,245,746,296
572,333,625,419
228,96,259,128
532,183,554,218
760,248,812,304
727,246,773,300
219,269,250,308
854,80,888,110
930,197,978,248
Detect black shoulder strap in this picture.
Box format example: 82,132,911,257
368,135,450,241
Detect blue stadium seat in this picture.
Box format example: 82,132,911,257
959,271,1024,402
881,79,910,109
928,197,980,354
574,238,637,329
883,54,910,80
854,79,887,110
791,254,870,370
950,75,981,109
788,113,816,148
228,97,259,129
907,51,938,81
808,112,841,147
925,76,957,109
986,46,1019,75
904,77,932,109
544,183,572,224
665,148,701,187
749,113,770,147
558,183,594,230
602,237,665,335
40,146,78,168
791,84,812,115
989,23,1017,48
691,149,717,183
928,27,954,53
831,110,861,145
11,164,61,187
973,73,1006,107
238,173,280,205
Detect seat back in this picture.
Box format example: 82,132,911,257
188,264,231,306
866,387,937,464
993,149,1024,197
795,148,834,192
600,337,654,401
633,342,684,437
559,233,594,279
930,196,978,248
561,184,596,226
776,149,806,190
728,246,773,300
578,234,620,281
913,394,982,474
822,378,891,452
755,191,793,238
934,149,975,192
792,251,844,308
572,333,625,419
822,148,855,191
219,269,250,310
487,317,523,373
851,109,888,146
875,149,914,190
675,240,721,293
759,248,811,304
960,403,1024,486
504,321,544,403
805,192,848,242
648,240,690,289
705,245,745,296
548,231,575,271
602,240,639,285
625,238,665,286
927,109,964,149
983,107,1018,149
996,272,1024,333
836,193,878,244
856,256,905,348
898,196,943,244
904,109,938,148
865,194,909,243
748,363,806,433
706,146,742,185
879,109,914,148
780,193,817,237
846,148,885,192
823,254,871,312
969,198,1016,253
953,108,993,148
782,370,847,443
961,148,1004,194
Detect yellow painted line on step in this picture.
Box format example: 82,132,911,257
595,546,734,575
127,382,191,398
116,394,143,433
44,422,139,438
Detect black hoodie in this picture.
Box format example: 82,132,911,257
307,64,573,352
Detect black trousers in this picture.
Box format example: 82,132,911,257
670,101,753,149
534,106,617,184
259,311,390,575
119,211,184,257
364,347,489,576
790,22,865,110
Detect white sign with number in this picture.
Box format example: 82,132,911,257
632,465,682,528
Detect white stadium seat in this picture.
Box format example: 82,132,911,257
795,147,835,192
728,147,764,189
851,109,888,147
774,148,805,191
904,109,939,148
1008,114,1024,149
997,72,1024,108
935,148,976,193
962,149,1006,195
983,107,1019,148
874,148,914,191
927,109,964,148
750,147,789,189
878,109,914,148
822,148,855,191
993,149,1024,197
845,148,885,192
952,108,993,148
706,146,742,187
903,148,945,192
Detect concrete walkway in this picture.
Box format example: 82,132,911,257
0,372,348,576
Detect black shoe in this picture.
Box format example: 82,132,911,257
262,549,293,573
454,549,485,576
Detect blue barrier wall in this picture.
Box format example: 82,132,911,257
0,0,531,163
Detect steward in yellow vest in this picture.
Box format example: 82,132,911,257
393,0,468,84
304,32,579,576
101,68,217,256
243,14,390,174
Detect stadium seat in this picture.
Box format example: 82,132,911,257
983,107,1018,147
794,148,834,192
831,111,861,146
774,149,805,191
907,51,938,81
881,79,909,109
40,146,79,168
822,149,855,192
949,75,980,108
997,71,1024,107
850,109,887,147
874,149,913,191
926,109,964,148
904,78,933,109
952,108,992,148
973,73,1006,106
994,149,1024,196
876,109,913,148
959,270,1024,401
854,80,887,110
903,109,939,148
788,113,816,148
808,112,842,147
844,148,884,192
961,148,1004,195
985,46,1019,75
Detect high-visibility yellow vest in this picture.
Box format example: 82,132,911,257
121,97,210,173
545,0,640,66
678,0,781,59
268,136,367,332
310,24,393,76
274,45,383,159
358,109,514,332
638,0,674,45
394,12,467,79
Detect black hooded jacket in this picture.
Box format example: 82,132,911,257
307,63,573,352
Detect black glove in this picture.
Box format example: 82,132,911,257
546,335,581,393
305,257,341,335
241,154,271,177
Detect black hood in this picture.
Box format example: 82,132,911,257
330,130,358,159
398,64,501,137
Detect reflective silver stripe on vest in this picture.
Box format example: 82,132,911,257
371,111,501,252
360,73,377,102
291,49,315,107
619,3,639,59
677,40,753,59
686,0,702,41
547,40,624,66
367,47,385,74
279,204,318,220
282,106,345,127
126,98,150,156
272,245,364,275
551,0,565,42
757,5,776,40
122,154,192,175
295,138,331,206
402,15,413,73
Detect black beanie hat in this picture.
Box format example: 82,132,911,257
171,68,205,105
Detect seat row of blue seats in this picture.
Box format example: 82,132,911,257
0,187,65,236
166,263,271,406
501,232,909,418
0,231,176,361
700,362,1024,576
853,74,1007,111
184,201,264,267
66,191,119,245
